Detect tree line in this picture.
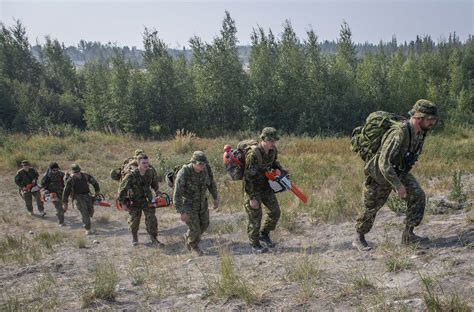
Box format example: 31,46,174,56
1,12,472,137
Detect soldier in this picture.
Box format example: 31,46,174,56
353,100,438,251
14,160,45,217
244,127,285,254
62,164,101,235
41,162,66,226
117,154,163,247
173,151,219,256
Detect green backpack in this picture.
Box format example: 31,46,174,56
351,111,406,162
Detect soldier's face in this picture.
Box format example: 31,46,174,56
262,139,277,151
138,159,149,170
22,165,30,170
420,117,437,130
193,162,206,172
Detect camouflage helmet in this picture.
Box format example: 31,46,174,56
20,160,31,166
134,149,145,157
190,151,208,165
110,168,121,181
71,163,81,173
260,127,280,141
409,99,438,119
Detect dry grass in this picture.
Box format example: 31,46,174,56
0,231,66,264
204,248,262,304
420,274,471,312
81,262,119,308
285,253,322,302
1,128,472,224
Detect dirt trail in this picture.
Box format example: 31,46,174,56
0,175,473,311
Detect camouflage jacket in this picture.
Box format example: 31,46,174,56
117,168,159,203
63,173,100,203
365,121,425,189
173,163,218,214
14,168,39,188
41,170,65,194
243,144,282,200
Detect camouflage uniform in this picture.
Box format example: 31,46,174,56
41,163,65,224
243,128,283,247
118,167,160,239
173,152,218,251
356,100,438,239
14,162,44,214
62,164,100,230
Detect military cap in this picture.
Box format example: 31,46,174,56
190,151,208,164
71,163,81,173
134,149,145,157
409,99,438,119
49,161,59,169
20,160,31,166
260,127,280,141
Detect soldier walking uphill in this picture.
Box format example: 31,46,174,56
63,164,101,235
117,154,163,247
244,127,286,254
41,162,66,225
14,160,45,217
353,100,438,251
173,151,219,256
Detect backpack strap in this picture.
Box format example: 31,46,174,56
251,145,264,168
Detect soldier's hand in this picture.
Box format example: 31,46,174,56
396,185,407,199
180,213,190,223
250,199,260,209
63,203,68,212
213,199,219,210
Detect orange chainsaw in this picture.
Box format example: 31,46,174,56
148,193,172,209
41,191,59,203
265,169,308,204
94,194,111,207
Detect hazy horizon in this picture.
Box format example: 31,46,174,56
1,0,472,49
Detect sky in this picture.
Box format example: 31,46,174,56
1,0,472,49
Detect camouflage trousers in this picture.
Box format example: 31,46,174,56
128,201,157,236
356,173,426,235
49,191,64,224
75,194,94,230
244,190,281,246
52,201,65,224
23,190,44,213
184,202,209,249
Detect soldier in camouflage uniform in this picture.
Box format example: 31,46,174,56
117,154,163,247
173,151,219,256
14,160,46,217
353,100,438,251
62,164,101,235
244,127,285,254
41,162,66,225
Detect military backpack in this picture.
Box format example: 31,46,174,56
223,139,267,181
351,111,406,162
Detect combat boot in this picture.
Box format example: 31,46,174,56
39,211,46,218
352,233,372,251
191,246,204,256
132,232,138,246
148,235,165,248
402,226,428,245
259,232,276,248
251,243,269,254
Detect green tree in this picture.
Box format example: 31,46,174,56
190,11,248,134
247,27,278,130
